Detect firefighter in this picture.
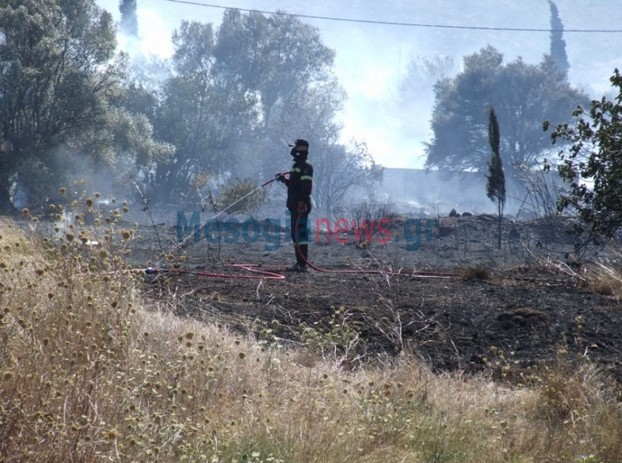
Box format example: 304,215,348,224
277,139,313,272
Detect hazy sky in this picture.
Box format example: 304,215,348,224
95,0,622,169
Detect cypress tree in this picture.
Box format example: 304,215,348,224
548,0,570,75
119,0,139,38
486,106,506,249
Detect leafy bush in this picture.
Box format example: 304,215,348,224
218,178,267,217
548,69,622,239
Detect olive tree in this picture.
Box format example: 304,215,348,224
149,9,345,203
0,0,170,211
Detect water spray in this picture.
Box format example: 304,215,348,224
133,173,457,281
133,181,164,254
144,173,283,273
176,176,281,251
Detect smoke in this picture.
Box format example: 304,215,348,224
93,1,173,90
91,0,621,217
95,0,622,169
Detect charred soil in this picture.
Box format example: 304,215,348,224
123,212,622,384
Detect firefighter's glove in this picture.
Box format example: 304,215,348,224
297,201,308,213
276,173,287,183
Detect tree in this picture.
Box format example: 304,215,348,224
0,0,169,212
119,0,138,38
149,10,343,203
240,15,379,214
425,46,588,205
548,69,622,238
486,106,506,249
210,9,343,180
548,0,570,76
148,19,260,203
312,141,383,214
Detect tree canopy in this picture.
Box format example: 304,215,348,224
424,46,588,201
0,0,170,212
148,10,347,203
0,3,379,212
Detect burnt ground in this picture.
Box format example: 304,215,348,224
112,211,622,384
30,208,622,384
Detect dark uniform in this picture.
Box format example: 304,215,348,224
278,139,313,272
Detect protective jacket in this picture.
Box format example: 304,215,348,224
285,157,313,212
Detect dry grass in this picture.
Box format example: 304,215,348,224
459,264,491,281
586,257,622,298
2,216,622,463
